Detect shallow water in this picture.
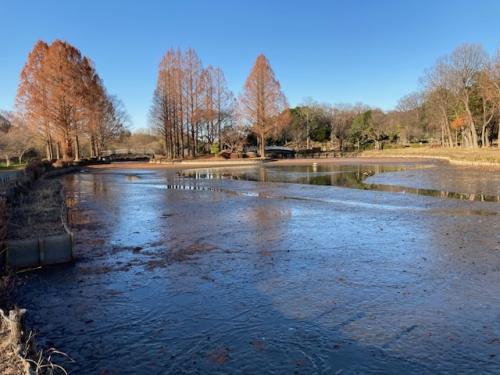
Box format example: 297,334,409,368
180,162,500,201
16,161,500,374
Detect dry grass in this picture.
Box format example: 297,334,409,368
0,308,30,375
23,333,74,375
0,306,72,375
362,147,500,166
7,179,64,240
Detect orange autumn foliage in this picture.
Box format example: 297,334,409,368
451,115,467,130
16,40,125,160
238,54,289,158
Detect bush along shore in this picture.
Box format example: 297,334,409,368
0,160,77,374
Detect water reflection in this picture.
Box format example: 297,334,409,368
180,164,500,202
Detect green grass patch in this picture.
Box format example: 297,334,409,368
0,163,24,170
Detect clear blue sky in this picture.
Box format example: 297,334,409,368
1,0,499,129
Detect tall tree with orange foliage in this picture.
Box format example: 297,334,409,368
39,40,85,160
199,66,234,148
239,54,289,158
151,49,184,158
17,40,126,161
151,48,233,158
16,41,53,159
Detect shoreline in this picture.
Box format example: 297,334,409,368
360,154,500,169
86,156,442,171
362,148,500,169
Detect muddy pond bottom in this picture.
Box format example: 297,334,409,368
16,162,500,374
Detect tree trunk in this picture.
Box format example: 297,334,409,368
46,140,52,160
75,134,81,161
260,134,266,159
47,133,54,160
498,124,500,148
90,135,96,158
446,123,454,147
18,149,27,165
66,139,73,160
440,122,445,146
481,123,487,148
464,101,478,148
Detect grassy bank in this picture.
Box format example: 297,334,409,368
1,162,72,374
361,147,500,167
0,163,24,171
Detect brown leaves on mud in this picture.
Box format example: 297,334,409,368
207,346,231,365
79,241,219,274
145,242,217,271
250,339,265,352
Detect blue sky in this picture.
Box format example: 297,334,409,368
1,0,499,129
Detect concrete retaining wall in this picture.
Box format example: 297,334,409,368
3,230,73,269
40,233,73,266
0,168,74,269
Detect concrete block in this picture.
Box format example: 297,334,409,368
40,234,73,266
6,239,40,268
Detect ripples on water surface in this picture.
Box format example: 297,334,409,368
15,161,500,374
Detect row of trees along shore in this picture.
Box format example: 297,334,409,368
2,41,500,165
12,40,127,162
150,50,289,159
152,43,500,157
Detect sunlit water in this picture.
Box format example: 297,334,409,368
180,162,500,202
16,161,500,374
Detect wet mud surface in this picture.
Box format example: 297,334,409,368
16,161,500,374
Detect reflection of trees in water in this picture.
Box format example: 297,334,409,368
182,165,500,202
92,175,109,197
257,167,268,182
65,173,126,230
64,174,90,226
243,202,292,267
367,184,500,202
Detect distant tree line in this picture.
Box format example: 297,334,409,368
279,44,500,151
4,41,500,165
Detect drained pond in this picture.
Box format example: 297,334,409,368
16,160,500,374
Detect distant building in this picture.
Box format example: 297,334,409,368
265,146,295,159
